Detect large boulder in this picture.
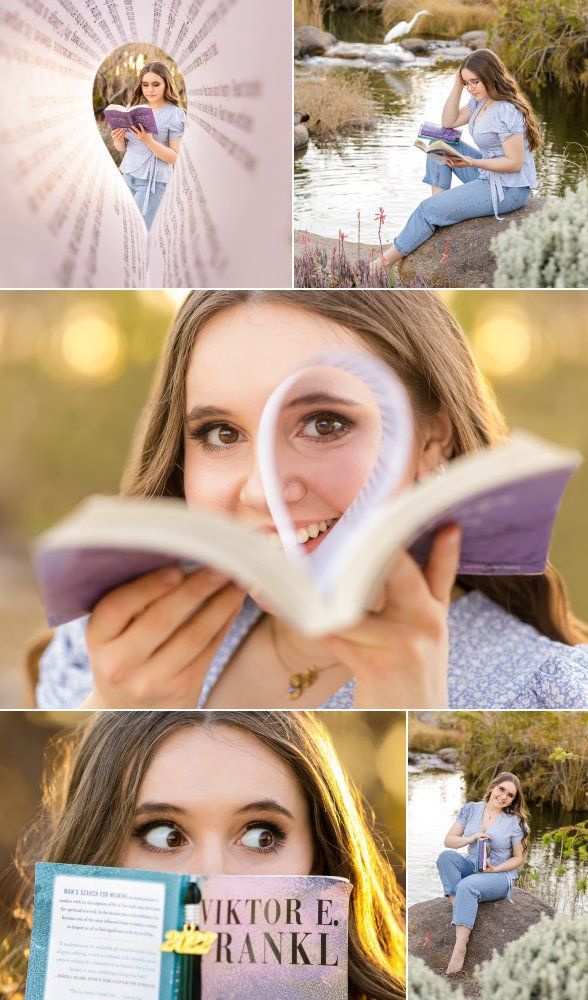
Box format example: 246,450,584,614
408,890,555,997
400,37,430,55
397,196,546,288
438,747,458,764
294,123,310,149
460,31,488,49
294,25,337,58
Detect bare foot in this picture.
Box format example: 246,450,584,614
369,245,403,272
446,943,467,975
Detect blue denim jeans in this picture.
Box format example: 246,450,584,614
436,850,510,929
393,140,531,255
123,174,167,230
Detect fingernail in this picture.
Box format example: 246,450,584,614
162,566,183,584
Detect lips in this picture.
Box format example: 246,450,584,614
258,517,340,554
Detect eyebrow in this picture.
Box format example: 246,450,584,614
185,394,361,424
235,799,295,820
134,801,188,816
185,405,235,423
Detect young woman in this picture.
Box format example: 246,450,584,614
110,61,186,230
374,50,540,270
436,772,529,975
0,710,405,1000
36,290,588,711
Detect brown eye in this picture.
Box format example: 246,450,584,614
241,826,277,850
142,823,186,851
218,426,240,444
316,417,339,436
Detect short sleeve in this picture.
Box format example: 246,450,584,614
36,617,93,709
496,102,526,141
168,106,186,140
510,816,529,845
456,801,475,829
510,646,588,708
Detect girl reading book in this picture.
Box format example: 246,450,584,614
35,290,588,711
0,710,405,1000
110,61,186,230
437,772,529,975
373,50,540,271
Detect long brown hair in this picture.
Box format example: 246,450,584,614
129,60,182,109
0,712,405,1000
460,49,542,151
484,771,530,854
121,289,587,645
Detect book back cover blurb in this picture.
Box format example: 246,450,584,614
25,863,351,999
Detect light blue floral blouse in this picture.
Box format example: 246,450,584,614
457,800,528,887
119,102,186,187
36,591,588,710
467,97,538,217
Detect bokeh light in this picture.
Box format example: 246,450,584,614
471,304,533,378
58,306,125,382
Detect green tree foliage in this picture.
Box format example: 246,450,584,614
495,0,588,94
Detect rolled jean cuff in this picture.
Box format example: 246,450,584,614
452,918,475,929
391,237,408,256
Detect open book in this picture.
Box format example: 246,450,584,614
0,0,290,288
34,431,580,637
414,137,466,161
26,863,351,999
103,104,158,134
418,122,462,143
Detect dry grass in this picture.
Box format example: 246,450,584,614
295,73,378,140
382,0,497,38
294,0,324,29
408,719,465,753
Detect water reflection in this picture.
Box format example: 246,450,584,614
295,15,586,239
408,770,587,917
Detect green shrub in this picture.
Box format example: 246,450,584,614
407,956,461,999
492,183,588,289
495,0,588,94
476,914,588,998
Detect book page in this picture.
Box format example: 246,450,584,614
0,0,291,287
43,874,167,999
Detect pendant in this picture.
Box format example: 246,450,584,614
288,668,317,699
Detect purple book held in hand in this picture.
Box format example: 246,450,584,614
419,121,462,143
476,838,489,871
103,103,158,134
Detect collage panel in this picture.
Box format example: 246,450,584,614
407,710,588,997
0,709,406,999
0,289,587,712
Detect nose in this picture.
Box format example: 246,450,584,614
239,457,307,511
182,840,247,876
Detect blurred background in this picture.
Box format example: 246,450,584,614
0,710,406,942
93,44,187,166
0,289,587,704
407,711,587,917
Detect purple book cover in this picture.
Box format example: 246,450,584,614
408,466,575,575
103,105,158,134
419,121,462,142
476,838,489,871
26,863,351,999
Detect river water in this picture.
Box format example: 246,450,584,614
294,12,587,240
408,768,587,918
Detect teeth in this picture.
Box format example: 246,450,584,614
319,521,327,532
296,519,336,545
308,524,320,539
296,527,310,544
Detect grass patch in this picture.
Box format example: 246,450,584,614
494,0,588,94
294,0,324,29
382,0,497,38
408,719,465,753
295,72,378,140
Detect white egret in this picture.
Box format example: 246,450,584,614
384,10,430,43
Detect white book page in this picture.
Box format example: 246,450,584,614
43,875,166,999
0,0,291,287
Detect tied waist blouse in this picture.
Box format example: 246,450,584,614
467,97,538,218
457,800,528,888
119,101,186,213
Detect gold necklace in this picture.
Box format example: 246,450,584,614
268,619,340,700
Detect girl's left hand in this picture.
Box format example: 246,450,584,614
321,524,461,708
483,862,497,873
444,154,474,167
130,124,153,146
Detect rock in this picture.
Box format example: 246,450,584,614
438,747,458,764
460,30,488,49
294,112,310,125
434,45,474,62
294,123,310,149
398,196,546,288
400,37,430,55
408,752,419,764
295,25,337,59
409,890,555,997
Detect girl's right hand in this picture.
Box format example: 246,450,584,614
111,128,127,141
84,566,246,709
469,832,490,843
454,69,464,89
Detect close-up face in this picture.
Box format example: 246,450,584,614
141,71,165,104
489,780,518,810
120,725,316,876
461,67,489,101
183,302,437,553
